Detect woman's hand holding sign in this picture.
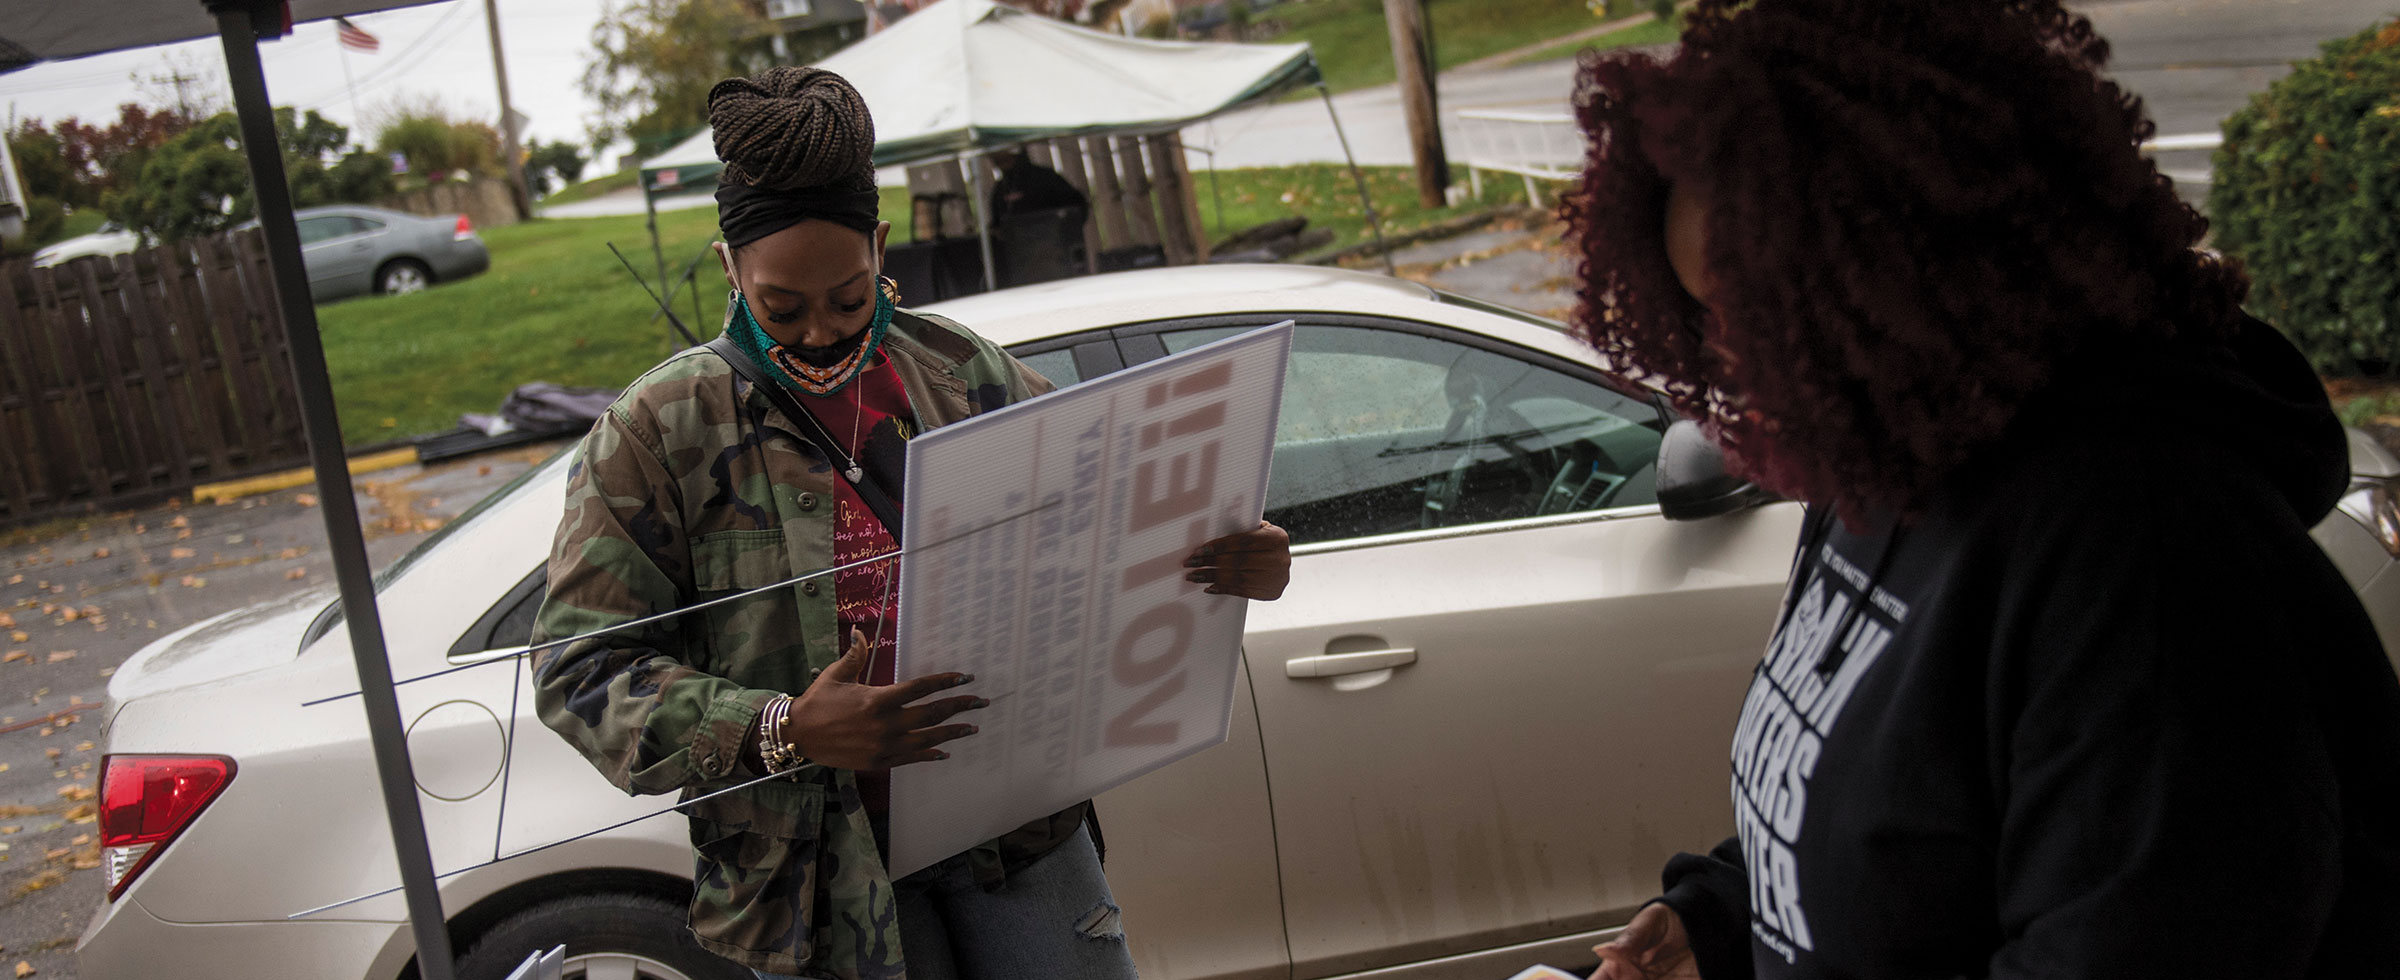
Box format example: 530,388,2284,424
1183,520,1291,600
784,628,988,770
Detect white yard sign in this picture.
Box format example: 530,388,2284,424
888,321,1293,877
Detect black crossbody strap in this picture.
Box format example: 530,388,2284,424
706,336,905,547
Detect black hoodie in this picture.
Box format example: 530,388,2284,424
1659,318,2400,980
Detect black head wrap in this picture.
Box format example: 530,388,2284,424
710,66,881,246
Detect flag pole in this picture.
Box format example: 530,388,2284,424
336,36,360,126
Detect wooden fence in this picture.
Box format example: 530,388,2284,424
905,132,1212,269
0,229,309,525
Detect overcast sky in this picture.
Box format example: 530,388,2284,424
0,0,620,159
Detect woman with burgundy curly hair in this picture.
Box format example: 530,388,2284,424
1566,2,2400,979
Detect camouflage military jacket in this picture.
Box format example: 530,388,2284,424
531,309,1084,978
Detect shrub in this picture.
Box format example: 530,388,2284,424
2211,19,2400,374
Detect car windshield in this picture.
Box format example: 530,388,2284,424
298,448,573,651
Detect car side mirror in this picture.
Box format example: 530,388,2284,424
1656,420,1774,521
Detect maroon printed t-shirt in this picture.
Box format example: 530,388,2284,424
794,349,912,814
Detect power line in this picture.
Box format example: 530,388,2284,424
292,0,482,113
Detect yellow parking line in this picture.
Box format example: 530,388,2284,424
191,447,421,505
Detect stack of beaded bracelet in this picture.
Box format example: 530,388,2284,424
760,694,807,773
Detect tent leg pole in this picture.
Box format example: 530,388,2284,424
967,154,998,293
208,7,457,980
645,187,673,347
1319,83,1394,275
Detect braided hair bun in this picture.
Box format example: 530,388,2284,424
708,66,877,193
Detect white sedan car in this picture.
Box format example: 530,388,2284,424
77,265,2400,980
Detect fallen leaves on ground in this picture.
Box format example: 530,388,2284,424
54,785,93,802
168,547,195,560
12,870,64,900
295,493,318,507
286,568,308,581
0,614,12,629
169,516,188,529
7,633,23,644
45,652,72,663
63,804,94,825
41,748,57,761
16,958,34,977
179,575,207,589
1,652,25,664
276,547,307,560
91,548,108,559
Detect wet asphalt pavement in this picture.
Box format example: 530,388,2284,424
0,441,566,980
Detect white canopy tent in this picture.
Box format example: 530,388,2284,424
644,0,1320,180
635,0,1385,295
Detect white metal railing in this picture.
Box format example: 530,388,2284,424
1452,108,1581,206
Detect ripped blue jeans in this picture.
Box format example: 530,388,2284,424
755,824,1137,980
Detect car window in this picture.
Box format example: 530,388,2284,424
351,216,385,234
451,566,549,658
1013,348,1080,387
296,217,346,245
1158,323,1666,546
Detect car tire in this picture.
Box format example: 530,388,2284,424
376,258,433,295
452,892,750,980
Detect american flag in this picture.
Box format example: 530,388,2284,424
335,17,379,53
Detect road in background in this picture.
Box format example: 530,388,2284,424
543,1,2382,221
1187,0,2388,201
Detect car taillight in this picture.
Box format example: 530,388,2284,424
99,755,234,901
453,214,475,241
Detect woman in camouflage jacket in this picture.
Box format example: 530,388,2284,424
530,67,1290,980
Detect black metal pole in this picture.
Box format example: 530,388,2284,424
206,4,457,978
1318,83,1395,275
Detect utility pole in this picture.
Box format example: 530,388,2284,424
482,0,531,220
1383,0,1447,208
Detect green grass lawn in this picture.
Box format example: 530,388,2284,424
1265,0,1609,93
536,169,642,209
1517,7,1682,64
315,164,1536,445
57,209,109,240
316,206,727,444
1194,161,1539,256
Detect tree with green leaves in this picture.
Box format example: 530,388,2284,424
524,139,589,196
107,107,394,243
2211,18,2400,374
581,0,770,157
375,98,502,184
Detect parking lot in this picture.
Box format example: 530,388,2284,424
0,443,564,979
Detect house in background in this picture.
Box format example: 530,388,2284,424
0,129,26,248
759,0,869,62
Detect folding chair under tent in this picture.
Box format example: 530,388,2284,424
0,2,465,976
634,0,1390,297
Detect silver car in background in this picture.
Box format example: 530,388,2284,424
282,204,490,301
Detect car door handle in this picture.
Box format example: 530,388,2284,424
1285,647,1417,678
